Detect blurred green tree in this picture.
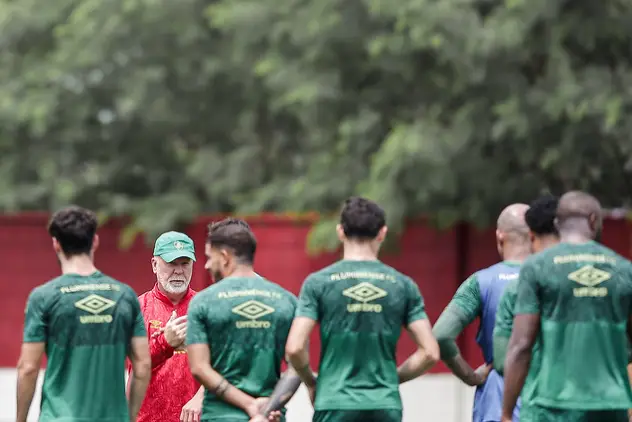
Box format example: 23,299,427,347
1,0,632,251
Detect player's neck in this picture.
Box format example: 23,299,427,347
226,265,257,279
559,232,593,244
342,242,379,261
59,254,98,276
557,219,594,244
539,236,560,250
502,244,530,262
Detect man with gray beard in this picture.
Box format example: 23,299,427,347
126,231,205,422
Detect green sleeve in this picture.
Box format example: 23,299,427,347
23,287,47,343
405,279,428,325
295,276,319,320
186,295,209,345
432,274,482,359
493,335,509,375
514,261,540,315
492,280,518,374
130,293,147,338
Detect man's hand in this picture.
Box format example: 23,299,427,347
179,392,203,422
249,412,281,422
471,363,492,386
164,311,187,348
246,397,281,421
501,415,512,422
246,397,269,418
307,385,316,405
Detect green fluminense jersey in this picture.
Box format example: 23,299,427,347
514,241,632,411
493,278,541,421
23,272,146,422
295,260,427,411
186,276,297,421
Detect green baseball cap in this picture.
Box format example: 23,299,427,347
153,231,196,263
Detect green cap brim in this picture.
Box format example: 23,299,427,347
159,250,196,263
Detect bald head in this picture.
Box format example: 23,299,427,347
497,203,530,236
557,191,602,221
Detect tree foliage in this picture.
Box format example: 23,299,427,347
2,0,632,250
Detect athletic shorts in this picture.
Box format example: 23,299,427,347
529,404,628,422
312,409,402,422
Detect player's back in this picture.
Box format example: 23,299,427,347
474,261,521,363
24,272,142,421
470,262,521,422
187,276,297,420
306,260,421,410
525,241,632,410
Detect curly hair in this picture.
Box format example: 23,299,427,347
48,206,98,256
206,218,257,264
339,196,386,240
525,194,559,236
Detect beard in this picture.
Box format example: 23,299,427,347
160,278,190,294
212,269,224,283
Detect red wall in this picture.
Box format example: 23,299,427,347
2,214,631,372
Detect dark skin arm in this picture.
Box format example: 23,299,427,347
260,364,302,416
501,313,540,421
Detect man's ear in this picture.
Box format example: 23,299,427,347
221,249,231,268
376,226,388,242
92,234,100,253
336,224,346,242
52,237,61,254
151,257,159,274
588,213,597,230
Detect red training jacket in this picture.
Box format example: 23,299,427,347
127,284,200,422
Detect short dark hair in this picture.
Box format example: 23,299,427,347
47,206,98,256
525,195,559,236
206,218,257,264
340,196,386,240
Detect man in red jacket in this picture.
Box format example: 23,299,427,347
127,231,204,422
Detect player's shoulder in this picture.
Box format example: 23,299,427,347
97,274,139,298
27,277,60,301
29,274,74,299
259,278,297,302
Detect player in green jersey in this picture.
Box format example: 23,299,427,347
502,191,632,422
285,196,440,422
493,194,559,421
187,218,300,422
17,206,151,422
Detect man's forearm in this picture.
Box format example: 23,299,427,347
444,355,482,386
287,348,316,387
397,349,437,384
128,372,151,420
192,385,205,400
16,369,39,422
502,346,531,416
262,367,302,415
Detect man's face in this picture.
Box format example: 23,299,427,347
204,243,230,283
152,256,193,295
